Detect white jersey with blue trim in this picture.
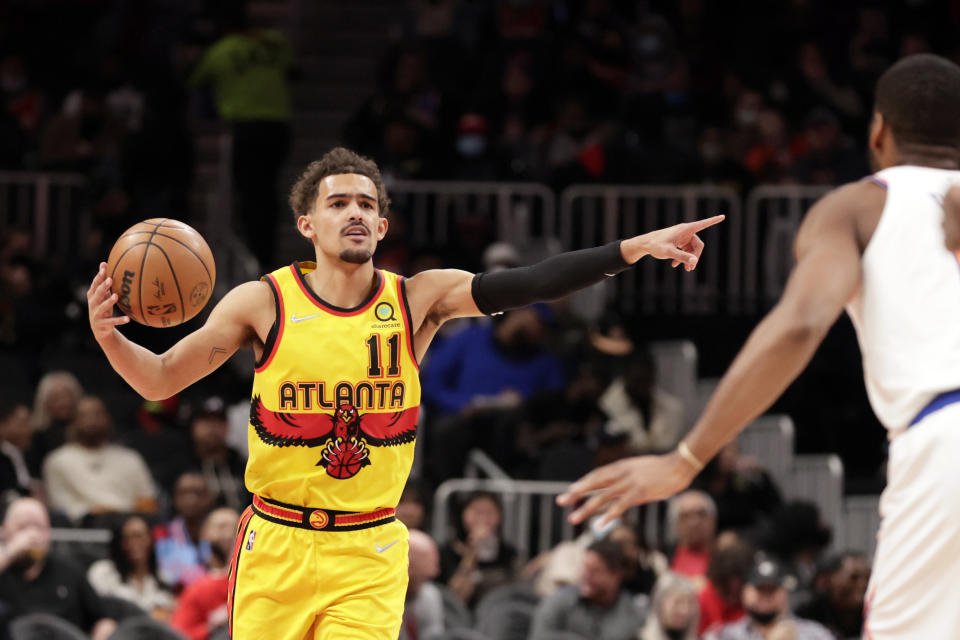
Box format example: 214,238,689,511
846,165,960,436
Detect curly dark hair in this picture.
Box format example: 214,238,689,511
288,147,391,221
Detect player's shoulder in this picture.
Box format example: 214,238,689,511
223,279,274,306
813,178,887,214
403,268,473,301
207,280,275,328
799,178,887,250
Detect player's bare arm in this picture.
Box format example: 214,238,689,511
403,215,724,357
945,184,960,252
558,181,884,526
88,262,274,400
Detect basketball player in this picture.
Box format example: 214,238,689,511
86,147,723,640
558,53,960,639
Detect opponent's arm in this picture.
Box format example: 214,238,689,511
406,215,725,327
944,184,960,252
87,262,270,401
558,182,879,525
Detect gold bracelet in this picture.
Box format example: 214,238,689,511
677,441,705,472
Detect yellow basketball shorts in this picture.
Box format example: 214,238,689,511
227,496,410,640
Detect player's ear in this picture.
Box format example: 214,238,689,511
868,111,885,153
297,213,315,239
375,215,388,241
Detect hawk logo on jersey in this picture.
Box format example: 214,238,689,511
249,396,418,479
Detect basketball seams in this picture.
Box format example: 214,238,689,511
149,243,186,325
116,230,213,284
136,222,167,326
108,242,149,283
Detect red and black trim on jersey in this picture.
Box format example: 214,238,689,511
291,263,385,316
254,274,284,372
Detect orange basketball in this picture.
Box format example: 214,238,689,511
106,218,216,327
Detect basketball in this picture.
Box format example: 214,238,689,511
106,218,216,328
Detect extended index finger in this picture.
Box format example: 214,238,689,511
684,214,725,234
87,262,108,296
556,463,622,506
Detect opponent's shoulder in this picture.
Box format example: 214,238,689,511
797,179,886,252
811,178,887,215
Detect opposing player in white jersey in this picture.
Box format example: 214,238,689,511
558,53,960,639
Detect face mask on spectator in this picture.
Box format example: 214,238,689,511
457,135,487,158
664,628,687,640
746,608,779,625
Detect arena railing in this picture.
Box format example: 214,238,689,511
432,478,579,564
558,184,742,315
0,173,840,316
742,185,831,314
0,171,86,257
387,180,557,250
431,478,672,563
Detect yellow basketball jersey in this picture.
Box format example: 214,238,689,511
246,262,420,511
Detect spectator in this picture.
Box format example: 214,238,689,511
440,491,517,607
528,539,645,640
42,395,158,524
0,54,38,169
154,471,213,590
119,395,191,496
189,10,294,266
178,397,249,511
693,441,782,536
761,501,833,594
705,558,833,640
452,112,497,180
608,523,667,599
170,507,240,640
87,515,175,620
790,108,865,185
424,307,564,479
697,537,754,636
27,370,82,474
0,397,34,500
396,480,430,530
39,88,124,171
639,572,700,640
599,352,685,454
400,529,444,640
795,552,869,640
790,43,863,123
0,498,116,640
667,490,717,584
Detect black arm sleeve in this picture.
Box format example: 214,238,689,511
471,241,630,315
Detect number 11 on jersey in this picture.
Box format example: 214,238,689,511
366,333,401,378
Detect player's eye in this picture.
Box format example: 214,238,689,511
362,202,373,209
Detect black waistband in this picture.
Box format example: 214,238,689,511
251,495,396,532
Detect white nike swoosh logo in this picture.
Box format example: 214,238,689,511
290,313,323,323
376,540,399,553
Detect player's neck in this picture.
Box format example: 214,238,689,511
894,146,960,170
305,255,378,309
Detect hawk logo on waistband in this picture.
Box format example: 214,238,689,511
249,396,418,479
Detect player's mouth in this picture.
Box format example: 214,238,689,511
342,225,369,239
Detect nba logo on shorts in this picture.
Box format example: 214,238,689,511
246,530,256,551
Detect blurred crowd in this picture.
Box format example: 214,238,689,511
0,300,871,638
345,0,957,191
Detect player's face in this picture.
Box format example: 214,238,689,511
303,174,388,265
